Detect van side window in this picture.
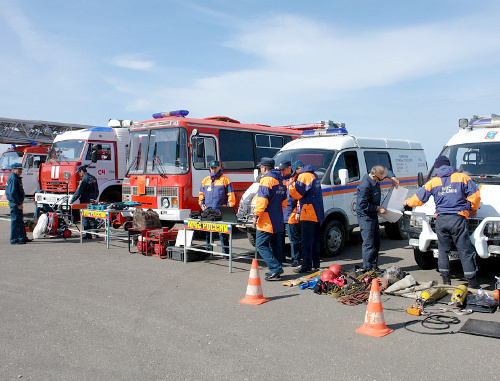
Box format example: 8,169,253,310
219,130,254,170
256,134,285,161
333,151,360,184
364,151,393,173
193,136,217,169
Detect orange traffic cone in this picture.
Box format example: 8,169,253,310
239,259,270,305
356,278,393,337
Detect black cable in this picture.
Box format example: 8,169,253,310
404,314,461,335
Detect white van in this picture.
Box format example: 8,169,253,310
237,122,427,256
408,114,500,269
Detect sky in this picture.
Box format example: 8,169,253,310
2,0,500,161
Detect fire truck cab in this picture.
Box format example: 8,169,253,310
0,145,49,197
35,121,130,209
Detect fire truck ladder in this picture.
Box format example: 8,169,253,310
0,117,97,144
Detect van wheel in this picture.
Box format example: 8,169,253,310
414,248,437,269
321,220,345,257
247,229,257,247
160,221,176,229
385,219,408,240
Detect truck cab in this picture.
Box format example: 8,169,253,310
0,145,49,197
408,114,500,269
35,122,130,210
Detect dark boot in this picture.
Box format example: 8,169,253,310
467,277,479,289
442,275,451,285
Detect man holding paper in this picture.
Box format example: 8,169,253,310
356,165,399,271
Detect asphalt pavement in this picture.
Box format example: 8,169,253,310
0,207,499,381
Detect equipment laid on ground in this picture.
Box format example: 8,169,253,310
420,287,449,304
407,304,423,316
33,195,74,239
128,227,179,258
450,284,468,307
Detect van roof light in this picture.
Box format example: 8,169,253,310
463,114,500,128
152,110,189,119
301,126,348,136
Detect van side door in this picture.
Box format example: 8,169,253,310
329,150,360,226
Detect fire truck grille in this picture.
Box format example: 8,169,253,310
122,186,131,195
145,187,156,196
45,181,68,193
158,187,178,197
122,186,160,196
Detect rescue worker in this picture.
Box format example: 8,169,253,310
5,163,29,244
253,157,286,281
70,165,99,239
404,155,481,288
289,163,324,273
280,160,303,267
198,160,235,254
356,165,398,271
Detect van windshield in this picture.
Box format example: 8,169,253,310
0,151,23,169
435,142,500,180
274,149,336,180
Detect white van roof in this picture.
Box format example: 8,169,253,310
281,134,423,151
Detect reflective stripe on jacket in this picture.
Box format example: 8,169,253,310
253,169,286,233
289,166,325,223
407,165,480,218
198,172,235,211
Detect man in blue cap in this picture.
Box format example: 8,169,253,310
70,165,99,239
5,163,29,244
198,160,235,254
253,157,286,280
405,155,481,288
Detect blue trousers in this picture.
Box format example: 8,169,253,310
300,221,321,270
286,223,301,261
358,214,380,269
10,205,26,244
435,214,477,279
256,230,283,274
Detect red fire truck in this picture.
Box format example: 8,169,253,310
122,111,304,227
0,144,49,198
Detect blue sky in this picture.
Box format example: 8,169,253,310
2,0,500,161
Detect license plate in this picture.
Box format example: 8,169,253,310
45,197,56,203
448,252,460,260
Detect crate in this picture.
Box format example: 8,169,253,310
166,246,208,262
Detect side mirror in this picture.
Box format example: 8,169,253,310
417,172,425,187
64,171,71,180
253,168,259,182
338,169,349,186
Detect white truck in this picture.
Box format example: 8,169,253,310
408,114,500,269
237,121,428,256
34,120,131,211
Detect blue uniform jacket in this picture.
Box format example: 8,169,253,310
356,174,380,218
70,173,99,203
5,173,25,206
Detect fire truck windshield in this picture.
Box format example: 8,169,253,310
0,150,23,169
128,127,189,175
48,140,86,162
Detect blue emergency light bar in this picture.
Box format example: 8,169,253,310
152,110,189,119
301,127,348,136
459,114,500,128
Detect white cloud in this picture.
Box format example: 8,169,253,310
110,56,156,71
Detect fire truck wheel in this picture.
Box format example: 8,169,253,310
321,220,345,257
160,220,176,229
413,248,437,270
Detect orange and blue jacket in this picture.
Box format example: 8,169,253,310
283,177,299,225
198,171,235,211
289,165,325,223
406,165,480,218
253,169,286,233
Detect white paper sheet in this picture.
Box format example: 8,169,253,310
380,186,408,223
